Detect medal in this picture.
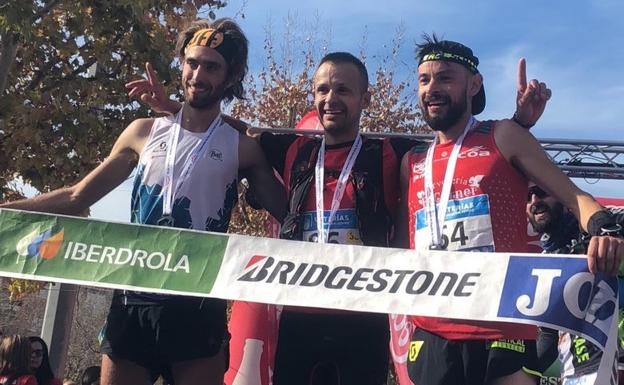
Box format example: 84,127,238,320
157,215,175,226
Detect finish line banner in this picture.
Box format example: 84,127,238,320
0,209,618,384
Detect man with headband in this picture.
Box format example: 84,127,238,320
395,34,624,385
1,18,285,385
132,46,553,384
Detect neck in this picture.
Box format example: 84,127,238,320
436,113,473,144
181,103,221,133
324,127,359,146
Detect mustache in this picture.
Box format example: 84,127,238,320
530,202,550,215
186,81,210,89
424,94,450,104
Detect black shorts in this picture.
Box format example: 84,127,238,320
407,328,540,385
272,311,390,385
100,295,228,382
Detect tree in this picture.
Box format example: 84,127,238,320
228,18,426,242
0,0,225,195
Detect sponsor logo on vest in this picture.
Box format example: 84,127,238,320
458,145,491,159
389,314,414,364
209,149,223,161
498,256,617,347
408,341,424,362
238,256,481,296
16,228,65,260
62,241,190,273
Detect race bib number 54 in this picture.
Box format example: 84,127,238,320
415,194,495,252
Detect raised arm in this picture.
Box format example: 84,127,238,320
1,119,153,215
238,135,287,223
495,120,623,274
512,58,552,129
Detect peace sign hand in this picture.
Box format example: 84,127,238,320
514,58,552,129
126,62,181,115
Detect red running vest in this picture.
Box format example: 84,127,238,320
407,120,536,340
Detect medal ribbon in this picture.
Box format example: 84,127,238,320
423,117,476,249
162,107,222,219
314,135,362,243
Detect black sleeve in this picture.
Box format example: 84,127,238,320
536,327,560,373
389,137,428,159
259,132,298,177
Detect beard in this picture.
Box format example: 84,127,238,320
185,80,226,110
528,201,564,234
422,93,468,132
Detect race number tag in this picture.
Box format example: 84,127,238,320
415,194,495,252
302,209,363,245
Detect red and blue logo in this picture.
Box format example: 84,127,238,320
16,228,65,260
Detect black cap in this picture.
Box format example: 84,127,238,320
418,40,486,115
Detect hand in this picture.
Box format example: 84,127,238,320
514,58,552,128
586,235,623,276
125,62,180,115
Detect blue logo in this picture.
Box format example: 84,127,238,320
498,255,617,347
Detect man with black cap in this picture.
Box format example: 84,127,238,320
395,34,624,385
1,18,285,385
527,184,624,385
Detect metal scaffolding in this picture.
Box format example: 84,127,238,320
254,127,624,181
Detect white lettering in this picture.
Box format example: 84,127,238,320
174,255,190,273
86,244,102,263
100,247,116,264
146,252,165,270
516,268,561,316
71,242,88,261
564,272,594,318
115,248,133,265
63,242,73,259
132,249,148,267
163,253,175,272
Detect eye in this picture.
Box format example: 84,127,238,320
186,59,199,70
204,62,220,72
337,86,350,94
316,85,329,94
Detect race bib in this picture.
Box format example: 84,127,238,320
415,194,495,252
302,209,363,245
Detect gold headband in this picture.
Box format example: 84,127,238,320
187,28,224,50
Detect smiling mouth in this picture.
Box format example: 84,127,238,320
323,109,344,117
187,83,209,94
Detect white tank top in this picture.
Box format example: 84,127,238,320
130,113,239,232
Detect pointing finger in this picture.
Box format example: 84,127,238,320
517,58,527,93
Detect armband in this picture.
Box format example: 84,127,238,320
511,112,535,129
587,209,622,237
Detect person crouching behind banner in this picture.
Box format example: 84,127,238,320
527,185,624,385
0,335,38,385
395,34,624,385
0,18,286,385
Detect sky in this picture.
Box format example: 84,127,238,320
91,0,624,221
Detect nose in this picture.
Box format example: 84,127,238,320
529,193,538,204
325,89,338,104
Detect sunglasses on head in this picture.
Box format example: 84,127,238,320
527,185,548,201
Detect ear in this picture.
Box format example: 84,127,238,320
361,90,371,109
469,73,483,97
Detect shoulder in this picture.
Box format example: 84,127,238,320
114,118,156,156
222,114,249,134
491,118,540,161
126,118,156,138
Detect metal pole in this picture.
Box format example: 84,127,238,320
41,282,78,378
